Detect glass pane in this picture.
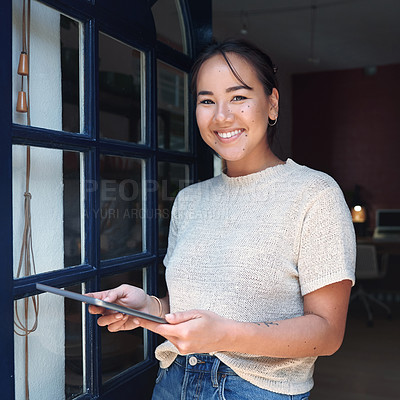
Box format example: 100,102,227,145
14,283,84,400
65,283,85,399
13,146,83,277
64,151,83,267
100,269,146,383
158,162,190,249
12,0,83,133
99,32,143,143
99,155,144,259
157,61,188,151
152,0,186,53
61,15,81,133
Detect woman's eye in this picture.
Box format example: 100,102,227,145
232,95,247,101
199,99,214,104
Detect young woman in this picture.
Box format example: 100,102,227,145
89,39,356,399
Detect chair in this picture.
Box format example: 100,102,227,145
350,244,391,326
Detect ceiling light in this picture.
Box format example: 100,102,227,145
308,2,320,64
240,11,248,35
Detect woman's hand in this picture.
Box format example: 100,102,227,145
89,285,233,353
87,284,154,332
134,309,234,354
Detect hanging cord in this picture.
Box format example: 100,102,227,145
20,0,26,95
14,148,39,335
14,1,37,400
27,0,31,127
22,0,27,53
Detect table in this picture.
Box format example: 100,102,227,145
357,236,400,256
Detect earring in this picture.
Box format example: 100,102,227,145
268,116,278,126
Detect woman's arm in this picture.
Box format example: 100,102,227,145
137,279,352,358
225,279,352,357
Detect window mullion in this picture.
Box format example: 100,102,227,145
1,0,15,396
84,14,102,396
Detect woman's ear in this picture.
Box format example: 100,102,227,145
268,88,279,119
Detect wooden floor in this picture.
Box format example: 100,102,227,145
311,296,400,400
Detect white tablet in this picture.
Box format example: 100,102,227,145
36,283,167,324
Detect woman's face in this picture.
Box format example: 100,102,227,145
195,53,278,172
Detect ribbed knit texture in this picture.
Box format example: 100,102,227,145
155,159,356,395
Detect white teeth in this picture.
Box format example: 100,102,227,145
217,129,243,138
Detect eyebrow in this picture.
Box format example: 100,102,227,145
197,85,252,97
197,90,213,96
226,85,252,93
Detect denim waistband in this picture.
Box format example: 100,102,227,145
162,354,310,399
174,354,236,388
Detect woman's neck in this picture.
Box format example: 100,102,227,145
225,152,284,177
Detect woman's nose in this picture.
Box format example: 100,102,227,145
214,103,234,123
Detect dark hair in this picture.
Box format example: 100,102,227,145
191,38,279,146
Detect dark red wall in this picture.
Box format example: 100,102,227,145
292,64,400,231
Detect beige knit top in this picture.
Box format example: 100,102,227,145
155,159,356,395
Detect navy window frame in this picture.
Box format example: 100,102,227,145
0,0,212,398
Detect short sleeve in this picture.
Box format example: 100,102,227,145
298,185,356,296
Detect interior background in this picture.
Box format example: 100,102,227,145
211,0,400,231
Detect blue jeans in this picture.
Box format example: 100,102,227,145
151,354,310,400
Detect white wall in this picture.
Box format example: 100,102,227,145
12,0,66,399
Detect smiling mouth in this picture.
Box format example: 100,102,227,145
215,129,245,139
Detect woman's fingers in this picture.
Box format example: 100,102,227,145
87,286,131,315
86,285,152,332
96,312,125,326
88,304,105,314
97,313,137,332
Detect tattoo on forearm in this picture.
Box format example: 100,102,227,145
253,322,279,327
